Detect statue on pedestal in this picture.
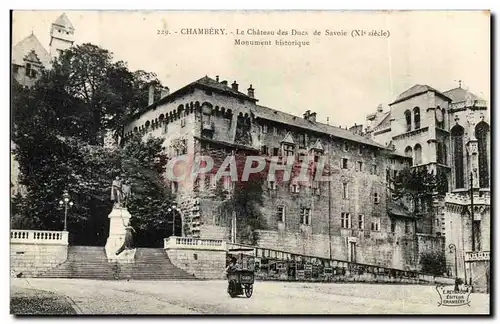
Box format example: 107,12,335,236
111,176,123,208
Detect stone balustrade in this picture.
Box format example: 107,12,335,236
10,230,69,245
164,236,227,251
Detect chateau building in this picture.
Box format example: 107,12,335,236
124,75,444,271
12,13,75,88
365,82,490,291
11,13,75,197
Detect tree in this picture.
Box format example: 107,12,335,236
11,42,167,246
121,134,174,247
390,167,438,214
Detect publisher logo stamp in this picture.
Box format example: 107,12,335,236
436,283,472,307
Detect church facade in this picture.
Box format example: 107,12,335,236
365,82,490,291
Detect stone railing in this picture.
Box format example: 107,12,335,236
164,236,227,251
10,230,69,245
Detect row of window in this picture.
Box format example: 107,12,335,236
404,107,421,132
261,125,377,156
276,208,384,231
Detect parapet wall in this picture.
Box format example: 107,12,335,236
10,230,69,277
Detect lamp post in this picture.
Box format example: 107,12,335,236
168,205,178,236
58,190,73,231
449,243,458,278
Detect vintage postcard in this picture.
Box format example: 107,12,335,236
10,10,490,315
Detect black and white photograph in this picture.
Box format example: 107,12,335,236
9,9,491,315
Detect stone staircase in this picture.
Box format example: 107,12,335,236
37,246,196,280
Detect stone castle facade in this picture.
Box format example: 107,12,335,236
124,76,449,271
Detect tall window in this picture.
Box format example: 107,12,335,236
451,125,465,189
436,141,444,164
341,158,348,169
276,206,285,223
300,207,311,225
342,183,348,199
414,144,422,165
405,146,413,159
283,144,294,156
443,143,448,165
358,215,364,230
373,192,380,204
475,122,490,188
413,107,421,129
341,213,351,229
262,124,268,134
371,215,380,231
405,110,412,132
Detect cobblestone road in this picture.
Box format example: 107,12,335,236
11,278,490,315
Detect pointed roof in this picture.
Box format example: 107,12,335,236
390,84,451,105
23,50,42,64
12,34,51,68
281,132,295,144
311,139,324,151
443,87,483,103
53,13,74,30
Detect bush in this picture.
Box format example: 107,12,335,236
419,251,447,276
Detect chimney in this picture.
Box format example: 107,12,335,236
148,84,155,106
377,104,383,113
221,80,228,86
309,112,317,122
247,84,255,98
231,81,239,91
216,75,219,82
349,123,364,135
160,86,170,99
303,110,311,120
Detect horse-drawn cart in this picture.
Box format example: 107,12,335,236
226,246,256,298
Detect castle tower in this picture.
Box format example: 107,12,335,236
49,13,75,60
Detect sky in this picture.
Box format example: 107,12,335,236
11,10,490,129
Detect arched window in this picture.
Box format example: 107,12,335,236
414,144,422,165
475,122,490,188
413,107,421,129
405,146,413,159
404,110,412,132
451,125,465,189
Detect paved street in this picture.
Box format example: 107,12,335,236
11,278,489,315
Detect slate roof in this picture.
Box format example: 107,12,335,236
53,13,75,30
443,87,483,103
12,34,51,68
387,201,414,219
373,112,391,130
251,105,387,149
390,84,451,105
191,76,256,101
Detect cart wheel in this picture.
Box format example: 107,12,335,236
228,280,238,298
244,284,253,298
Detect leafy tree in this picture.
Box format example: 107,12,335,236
121,134,174,247
390,167,438,214
420,251,447,276
10,42,167,246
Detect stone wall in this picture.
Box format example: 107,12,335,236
11,243,68,277
166,249,226,279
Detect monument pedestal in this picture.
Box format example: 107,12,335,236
105,207,136,263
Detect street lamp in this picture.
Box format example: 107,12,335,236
449,243,458,279
168,205,178,236
58,190,73,231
